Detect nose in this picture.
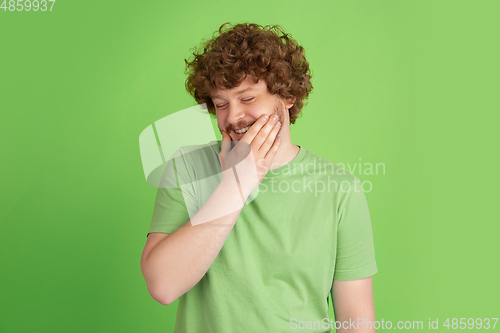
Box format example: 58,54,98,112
226,102,246,127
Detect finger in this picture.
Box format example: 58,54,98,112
252,114,280,149
257,117,281,151
264,136,282,163
238,114,269,145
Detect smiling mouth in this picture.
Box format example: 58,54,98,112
234,125,251,134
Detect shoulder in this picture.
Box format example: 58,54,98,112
172,140,221,176
300,146,360,184
172,140,219,163
173,140,219,158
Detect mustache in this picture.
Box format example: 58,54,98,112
225,100,285,132
229,121,255,131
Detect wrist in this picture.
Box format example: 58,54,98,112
220,168,255,201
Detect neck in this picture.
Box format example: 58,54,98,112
269,137,300,170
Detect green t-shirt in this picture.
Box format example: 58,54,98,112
148,140,377,333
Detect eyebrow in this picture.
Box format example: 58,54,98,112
211,87,257,100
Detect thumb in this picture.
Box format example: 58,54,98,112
221,130,232,142
220,130,231,169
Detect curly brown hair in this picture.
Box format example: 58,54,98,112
184,22,313,124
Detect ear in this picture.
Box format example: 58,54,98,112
285,97,296,110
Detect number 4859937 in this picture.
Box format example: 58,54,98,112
1,0,56,11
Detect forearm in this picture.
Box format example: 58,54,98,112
334,310,376,333
142,173,248,305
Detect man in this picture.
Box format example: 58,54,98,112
141,22,377,332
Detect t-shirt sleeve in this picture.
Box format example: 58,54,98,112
146,157,195,237
333,177,378,280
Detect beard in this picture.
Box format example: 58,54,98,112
273,98,288,137
227,98,288,140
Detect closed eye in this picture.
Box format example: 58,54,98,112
215,97,254,109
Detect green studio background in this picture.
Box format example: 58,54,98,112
1,0,498,332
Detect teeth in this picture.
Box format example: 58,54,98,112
235,126,250,134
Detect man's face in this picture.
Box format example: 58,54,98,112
210,75,293,141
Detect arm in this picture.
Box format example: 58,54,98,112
332,276,376,333
141,175,245,305
140,113,282,305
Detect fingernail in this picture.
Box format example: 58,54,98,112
263,115,269,121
